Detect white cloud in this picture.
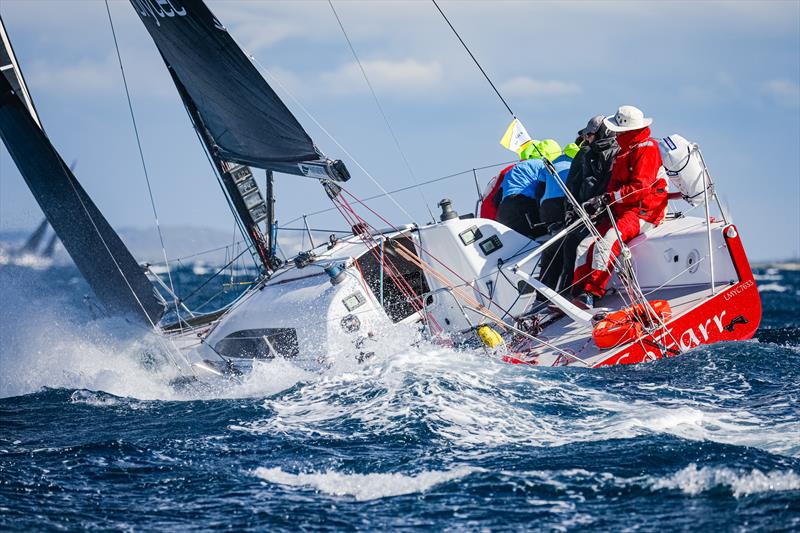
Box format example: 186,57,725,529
25,51,176,99
320,59,444,95
761,79,800,107
500,76,581,97
27,56,117,93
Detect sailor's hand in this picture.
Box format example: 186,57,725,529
583,193,611,214
564,210,578,224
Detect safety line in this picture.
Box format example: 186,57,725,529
283,159,515,225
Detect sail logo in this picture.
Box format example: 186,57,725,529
131,0,187,26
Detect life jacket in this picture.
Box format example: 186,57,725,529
479,164,515,220
592,300,672,349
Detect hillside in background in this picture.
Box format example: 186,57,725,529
0,225,321,266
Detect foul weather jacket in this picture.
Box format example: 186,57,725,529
607,126,667,225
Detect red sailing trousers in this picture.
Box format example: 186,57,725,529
572,210,656,297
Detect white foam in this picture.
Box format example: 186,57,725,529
650,463,800,498
253,466,477,501
230,345,800,459
69,389,125,407
218,358,313,400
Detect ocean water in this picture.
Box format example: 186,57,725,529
0,263,798,531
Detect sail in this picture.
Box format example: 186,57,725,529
129,0,348,180
18,218,49,255
0,15,41,129
42,232,59,258
0,74,165,325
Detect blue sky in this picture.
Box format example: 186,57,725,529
1,0,798,261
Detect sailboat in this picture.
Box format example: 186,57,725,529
0,1,761,380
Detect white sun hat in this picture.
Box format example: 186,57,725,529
603,105,653,132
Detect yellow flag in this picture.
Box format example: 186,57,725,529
499,118,532,154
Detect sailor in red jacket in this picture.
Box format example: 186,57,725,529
572,106,668,308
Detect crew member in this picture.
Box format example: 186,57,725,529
479,140,541,220
536,140,575,291
495,140,557,238
571,106,668,308
556,121,619,293
537,139,571,226
566,115,605,199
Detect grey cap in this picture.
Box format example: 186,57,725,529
578,115,605,136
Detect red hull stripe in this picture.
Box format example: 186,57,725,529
594,224,762,367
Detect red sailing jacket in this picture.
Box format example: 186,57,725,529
607,126,667,225
479,164,515,220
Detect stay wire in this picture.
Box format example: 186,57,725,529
327,0,437,223
283,159,515,225
431,0,514,118
104,0,180,322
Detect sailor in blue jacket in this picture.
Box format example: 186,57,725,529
496,141,547,239
538,141,577,226
496,140,565,238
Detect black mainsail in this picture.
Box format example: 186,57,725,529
129,0,349,181
130,0,350,270
0,73,164,326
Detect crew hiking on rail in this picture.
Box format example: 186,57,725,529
481,105,668,310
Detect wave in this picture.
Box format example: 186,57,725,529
757,282,790,293
252,466,478,501
649,463,800,498
232,344,800,459
2,263,798,465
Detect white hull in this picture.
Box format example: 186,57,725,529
172,211,759,376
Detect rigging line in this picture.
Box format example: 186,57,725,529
327,0,437,223
151,240,248,266
284,158,516,225
431,0,514,118
234,43,416,224
176,233,255,303
104,0,180,321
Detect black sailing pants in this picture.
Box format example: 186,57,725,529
537,198,567,291
496,195,544,239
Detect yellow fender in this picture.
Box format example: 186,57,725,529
477,325,504,348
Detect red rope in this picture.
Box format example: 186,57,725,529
332,195,427,322
338,187,516,318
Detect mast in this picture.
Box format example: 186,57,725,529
265,170,280,268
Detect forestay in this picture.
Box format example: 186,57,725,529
129,0,348,180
